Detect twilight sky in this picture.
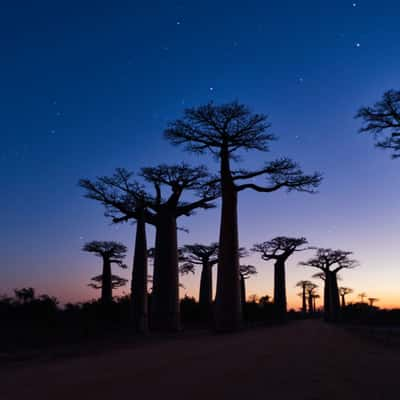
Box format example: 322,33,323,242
1,0,399,309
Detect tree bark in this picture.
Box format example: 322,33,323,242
199,260,212,321
101,257,112,305
131,214,148,333
215,149,242,331
274,259,287,320
151,212,180,331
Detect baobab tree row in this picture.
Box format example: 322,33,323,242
80,101,323,332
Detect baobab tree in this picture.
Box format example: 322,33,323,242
368,297,379,307
306,282,318,314
83,241,127,305
339,287,353,308
358,292,367,304
300,249,358,322
312,294,320,312
252,236,310,320
80,171,154,333
296,280,312,313
178,243,219,321
239,264,257,317
165,101,322,331
140,163,219,331
356,89,400,158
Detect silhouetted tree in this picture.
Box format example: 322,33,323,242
83,241,127,305
312,293,320,312
368,297,379,307
339,287,353,308
179,243,219,321
306,282,318,314
239,264,257,316
356,90,400,158
358,292,367,304
80,172,154,332
165,101,322,331
141,163,219,331
296,280,312,313
14,287,35,303
300,249,358,322
252,236,309,320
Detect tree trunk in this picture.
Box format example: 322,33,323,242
313,296,316,311
151,212,180,331
308,292,313,314
274,259,287,320
341,294,346,308
101,257,112,304
329,272,341,322
131,214,148,333
240,274,246,320
301,286,307,314
199,260,212,322
215,150,242,332
324,273,330,321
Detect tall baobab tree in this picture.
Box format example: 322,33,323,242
165,101,322,331
179,243,219,321
300,249,358,322
239,264,257,317
356,90,400,158
339,287,353,308
80,171,155,333
140,163,219,331
83,241,127,305
296,280,312,313
252,236,310,320
312,293,320,312
368,297,379,307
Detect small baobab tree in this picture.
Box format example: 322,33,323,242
296,280,312,313
179,243,219,321
300,249,358,322
239,264,257,318
358,292,367,304
252,236,310,320
165,101,322,331
339,287,353,308
306,282,318,314
368,297,379,307
83,241,127,305
356,90,400,158
312,293,320,312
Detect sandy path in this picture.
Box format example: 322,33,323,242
1,320,399,400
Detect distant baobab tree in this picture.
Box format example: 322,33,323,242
252,236,310,320
368,297,379,307
358,292,367,303
165,101,322,331
83,241,128,305
306,282,318,314
356,89,400,158
296,280,312,313
300,249,358,322
239,264,257,316
312,293,320,312
80,171,154,333
339,287,353,308
179,243,219,321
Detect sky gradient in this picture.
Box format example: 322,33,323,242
1,1,400,309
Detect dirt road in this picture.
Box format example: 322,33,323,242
1,320,399,400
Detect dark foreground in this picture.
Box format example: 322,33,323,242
1,320,399,400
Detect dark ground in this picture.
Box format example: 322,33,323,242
1,320,399,400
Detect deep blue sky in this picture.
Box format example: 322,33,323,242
1,1,399,307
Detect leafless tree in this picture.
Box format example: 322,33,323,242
339,287,353,308
239,264,257,317
358,292,367,304
300,249,358,322
83,241,127,304
306,282,318,314
296,280,312,313
368,297,379,307
252,236,310,319
165,101,322,331
356,90,400,158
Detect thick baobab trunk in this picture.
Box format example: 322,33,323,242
215,150,242,332
301,286,307,314
101,257,112,304
323,273,331,321
341,294,346,308
329,272,341,322
151,212,180,331
308,292,313,314
131,214,148,333
274,259,287,320
313,296,317,312
199,260,212,321
239,274,246,320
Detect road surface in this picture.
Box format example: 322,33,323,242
1,320,399,400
